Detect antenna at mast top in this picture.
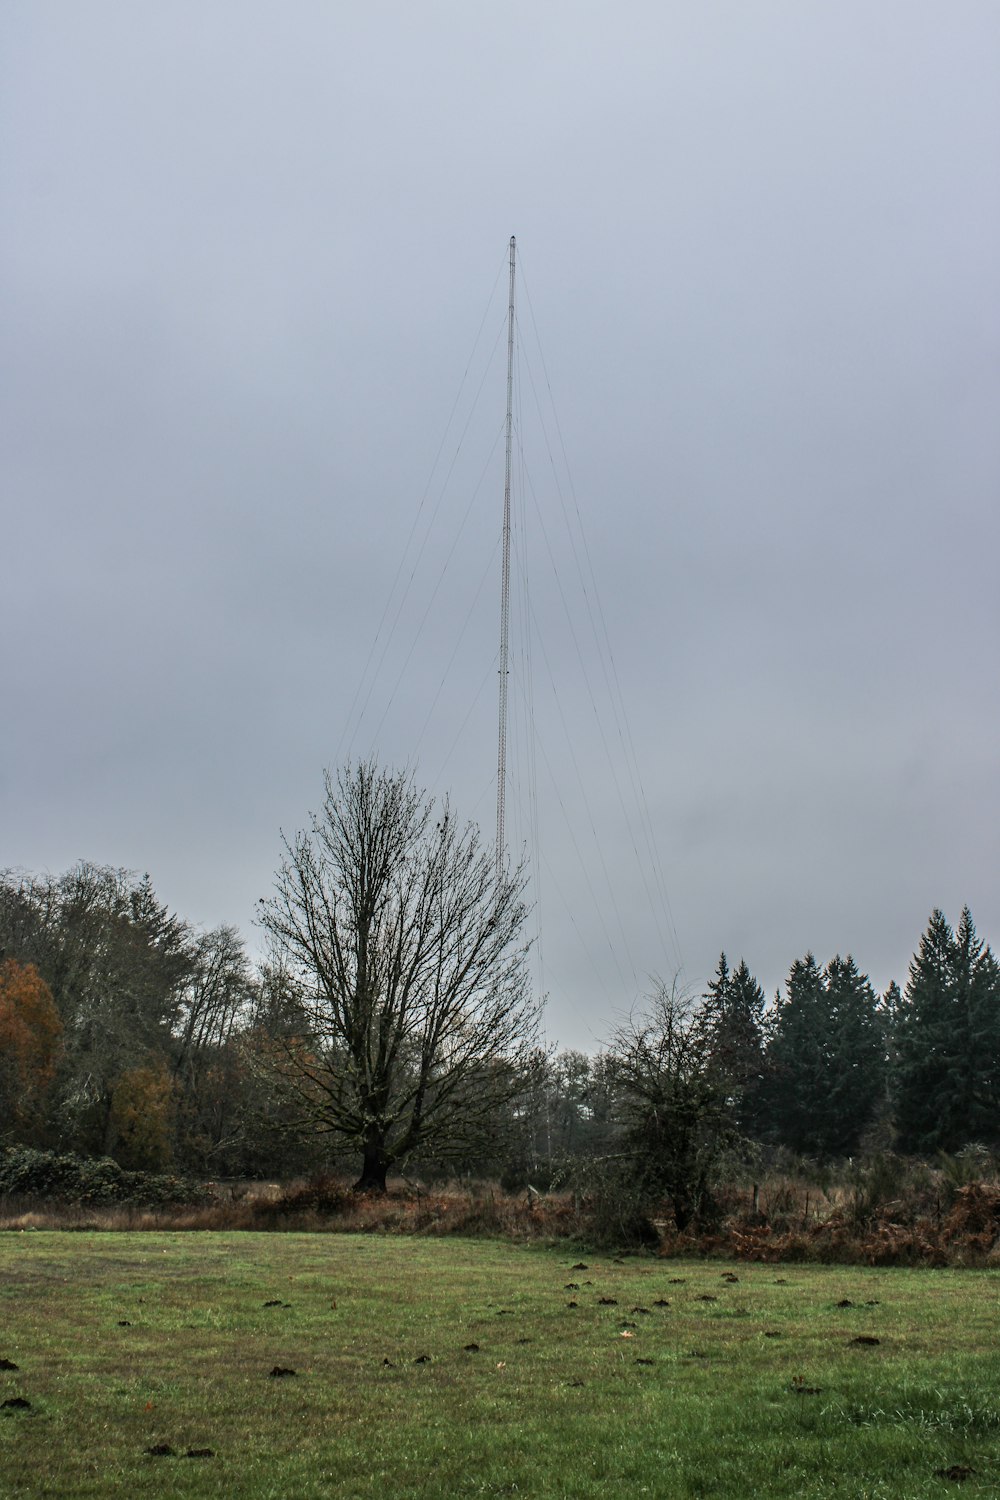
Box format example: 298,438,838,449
496,236,516,881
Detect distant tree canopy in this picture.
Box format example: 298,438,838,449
0,864,271,1174
0,959,63,1141
1,843,995,1189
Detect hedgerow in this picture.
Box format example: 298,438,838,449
0,1147,209,1206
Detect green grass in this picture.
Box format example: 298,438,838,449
1,1233,999,1497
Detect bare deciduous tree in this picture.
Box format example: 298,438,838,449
610,981,735,1231
259,762,538,1190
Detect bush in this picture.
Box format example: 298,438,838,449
562,1156,662,1248
263,1173,355,1217
0,1147,209,1207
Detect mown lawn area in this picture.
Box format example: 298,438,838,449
0,1231,998,1497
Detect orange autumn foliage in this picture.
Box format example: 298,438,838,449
0,959,63,1134
108,1060,176,1171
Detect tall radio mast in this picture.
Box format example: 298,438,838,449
496,235,515,879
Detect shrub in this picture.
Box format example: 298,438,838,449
263,1173,355,1217
0,1147,209,1207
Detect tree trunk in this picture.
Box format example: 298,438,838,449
354,1140,389,1193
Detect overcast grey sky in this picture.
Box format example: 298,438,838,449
3,2,998,1050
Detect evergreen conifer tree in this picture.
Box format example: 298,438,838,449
764,953,885,1157
823,954,888,1151
894,907,1000,1151
699,953,766,1133
764,953,827,1154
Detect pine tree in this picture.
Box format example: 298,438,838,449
699,953,766,1133
823,954,888,1152
764,953,827,1155
763,953,885,1157
894,907,1000,1152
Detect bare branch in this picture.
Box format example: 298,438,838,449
258,762,538,1189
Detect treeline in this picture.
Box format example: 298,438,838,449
513,910,1000,1203
0,863,311,1179
1,860,997,1193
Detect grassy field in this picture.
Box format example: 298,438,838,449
1,1233,998,1498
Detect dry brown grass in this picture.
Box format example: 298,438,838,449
668,1174,1000,1267
5,1165,1000,1267
0,1174,588,1240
